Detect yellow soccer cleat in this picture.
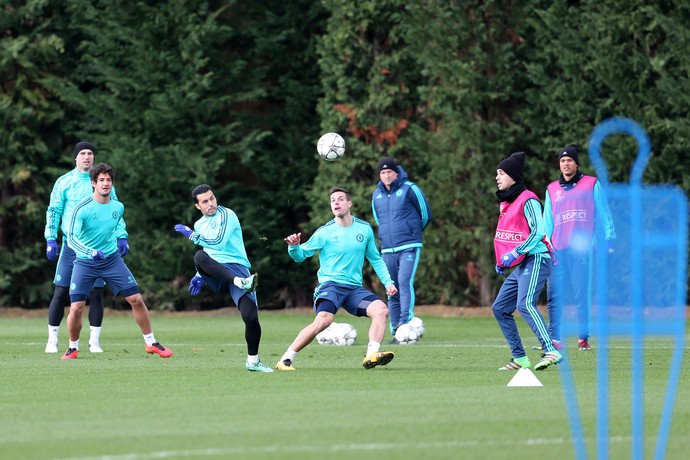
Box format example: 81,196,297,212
362,351,395,369
275,359,296,371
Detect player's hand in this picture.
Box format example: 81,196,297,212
499,249,519,268
385,284,398,296
284,232,302,246
117,238,129,257
90,250,105,261
174,224,196,240
188,275,204,296
495,264,505,275
46,239,59,261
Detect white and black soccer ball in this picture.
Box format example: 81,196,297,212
316,322,338,345
408,316,425,338
394,323,419,345
316,132,346,161
332,323,357,346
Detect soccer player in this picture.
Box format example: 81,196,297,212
276,187,398,371
492,152,561,371
174,184,272,373
61,163,172,360
44,141,129,353
543,144,616,351
371,157,432,341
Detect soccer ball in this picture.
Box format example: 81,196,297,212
408,316,425,338
316,132,346,161
316,323,338,345
316,322,357,346
394,323,419,345
332,323,357,346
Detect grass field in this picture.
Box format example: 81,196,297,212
1,310,688,460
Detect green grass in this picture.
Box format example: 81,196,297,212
1,311,688,460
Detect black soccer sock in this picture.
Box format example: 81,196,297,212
48,286,70,326
194,250,235,283
238,295,261,356
88,287,105,327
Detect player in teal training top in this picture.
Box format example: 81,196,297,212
174,184,272,373
44,141,128,354
276,187,398,371
60,163,173,360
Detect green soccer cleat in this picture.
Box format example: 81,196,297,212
240,273,258,291
534,351,562,371
362,351,395,369
246,360,274,373
499,356,531,371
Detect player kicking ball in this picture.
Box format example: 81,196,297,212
61,163,173,360
276,187,397,371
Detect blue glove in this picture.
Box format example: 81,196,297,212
46,239,59,261
495,264,505,275
188,275,204,296
90,250,105,261
174,224,196,240
117,238,129,257
499,249,519,268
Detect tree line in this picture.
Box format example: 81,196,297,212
1,0,688,310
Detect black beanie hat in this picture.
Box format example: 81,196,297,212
496,151,525,182
377,157,398,174
558,143,580,165
73,141,96,159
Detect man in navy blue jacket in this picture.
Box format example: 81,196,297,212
372,157,432,341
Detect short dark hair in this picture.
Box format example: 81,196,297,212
191,184,213,203
328,186,351,200
90,163,115,183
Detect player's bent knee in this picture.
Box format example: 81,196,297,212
313,313,334,332
125,293,147,310
367,300,389,319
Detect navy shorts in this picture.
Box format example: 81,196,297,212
70,252,138,302
313,281,379,317
202,263,257,307
54,237,105,289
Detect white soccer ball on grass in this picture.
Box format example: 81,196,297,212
316,322,357,346
408,316,425,338
332,323,357,346
394,323,419,345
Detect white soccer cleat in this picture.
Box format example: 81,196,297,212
45,341,58,353
89,341,104,353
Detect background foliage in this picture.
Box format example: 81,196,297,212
1,0,688,309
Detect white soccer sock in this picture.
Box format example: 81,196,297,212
69,340,79,350
281,348,297,363
247,354,259,365
89,326,101,343
367,341,380,356
143,333,156,346
48,325,59,342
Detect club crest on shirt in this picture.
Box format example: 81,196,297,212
395,190,403,197
356,234,364,242
112,211,119,219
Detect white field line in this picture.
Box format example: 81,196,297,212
51,436,634,460
10,341,690,350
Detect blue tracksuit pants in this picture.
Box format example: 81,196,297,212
383,248,421,333
492,253,556,358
